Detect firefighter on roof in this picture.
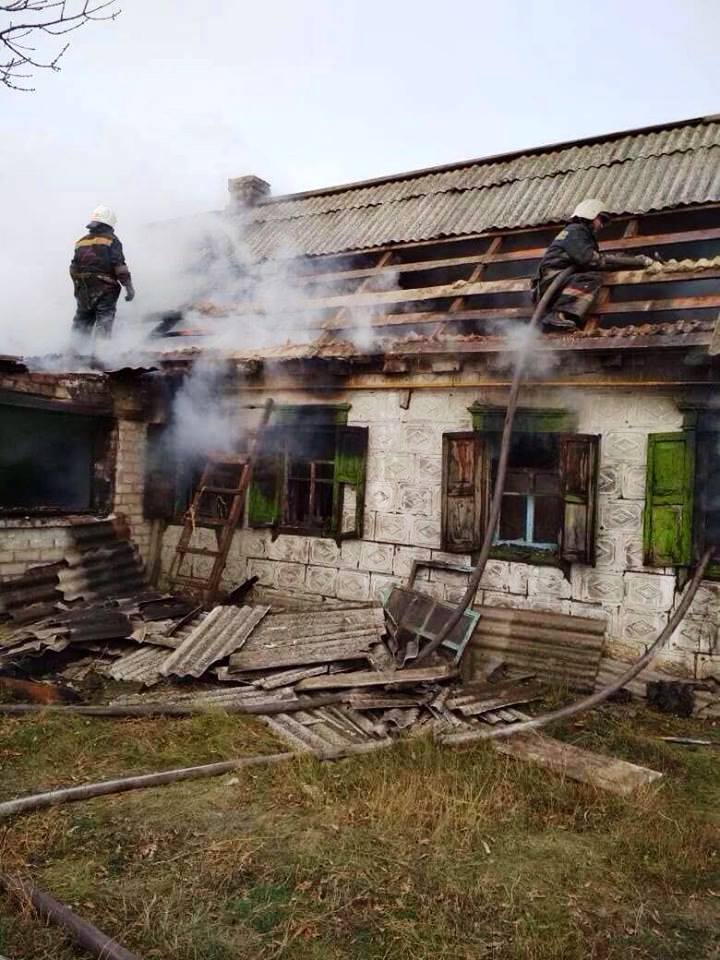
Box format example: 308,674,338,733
533,198,657,331
70,205,135,341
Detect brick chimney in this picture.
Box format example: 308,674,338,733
228,175,271,208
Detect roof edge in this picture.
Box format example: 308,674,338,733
259,113,718,206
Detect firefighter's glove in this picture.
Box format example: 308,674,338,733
638,255,656,268
124,282,136,302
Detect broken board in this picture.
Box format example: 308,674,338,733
493,732,663,798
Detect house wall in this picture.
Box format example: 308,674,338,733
157,385,720,679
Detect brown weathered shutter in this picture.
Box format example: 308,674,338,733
643,432,695,566
441,431,488,553
558,434,599,564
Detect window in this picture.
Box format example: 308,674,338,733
248,406,368,541
0,404,113,516
442,428,599,564
496,435,563,549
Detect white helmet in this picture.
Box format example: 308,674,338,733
571,198,609,221
89,205,117,227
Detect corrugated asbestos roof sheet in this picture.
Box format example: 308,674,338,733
241,119,720,258
160,604,270,678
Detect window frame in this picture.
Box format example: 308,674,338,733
441,417,599,567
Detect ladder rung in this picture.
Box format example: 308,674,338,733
189,517,229,527
207,454,249,465
178,546,222,557
170,574,211,586
201,485,244,495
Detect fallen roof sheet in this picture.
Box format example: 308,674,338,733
107,646,170,686
160,605,270,678
228,608,385,672
469,605,607,692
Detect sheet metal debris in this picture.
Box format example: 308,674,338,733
160,605,270,679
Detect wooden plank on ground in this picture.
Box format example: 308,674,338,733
493,733,663,797
296,665,456,690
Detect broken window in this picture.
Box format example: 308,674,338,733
248,407,367,540
442,428,599,564
0,404,113,515
144,423,204,522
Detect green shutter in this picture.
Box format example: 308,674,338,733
643,432,695,566
247,427,284,528
331,426,368,540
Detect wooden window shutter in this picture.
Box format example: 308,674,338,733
643,432,695,566
331,425,369,541
441,431,489,553
558,434,599,564
247,426,284,528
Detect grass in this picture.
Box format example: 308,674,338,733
0,706,719,959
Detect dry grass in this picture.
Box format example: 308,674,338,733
0,706,719,959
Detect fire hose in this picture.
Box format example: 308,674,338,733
414,265,577,665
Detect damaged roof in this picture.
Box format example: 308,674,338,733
244,116,720,259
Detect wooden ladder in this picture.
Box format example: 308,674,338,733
167,399,273,605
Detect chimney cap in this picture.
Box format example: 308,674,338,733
228,175,271,208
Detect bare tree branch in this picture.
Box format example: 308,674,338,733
1,1,121,91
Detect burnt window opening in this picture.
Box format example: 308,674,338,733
144,423,204,523
494,434,563,550
0,404,114,516
695,433,720,560
248,406,367,541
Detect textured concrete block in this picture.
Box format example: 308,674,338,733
574,570,624,605
414,454,443,484
527,567,571,600
507,563,530,596
595,534,623,570
526,596,571,615
245,558,275,586
363,512,377,541
411,517,442,549
368,422,402,452
336,569,371,601
398,483,433,516
267,536,310,564
569,601,610,624
274,561,306,591
384,455,415,482
406,392,450,419
339,540,362,570
482,590,521,609
365,482,397,513
620,464,647,500
670,616,717,654
479,559,510,592
599,500,643,533
392,545,431,579
308,537,340,567
619,607,666,645
375,512,413,545
404,423,439,454
359,541,394,574
624,572,676,612
603,432,647,463
347,392,396,422
370,573,403,601
305,565,338,597
597,465,620,497
685,583,720,620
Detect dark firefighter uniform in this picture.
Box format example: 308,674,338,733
70,223,134,338
532,219,653,328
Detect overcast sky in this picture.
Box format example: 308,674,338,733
1,0,719,352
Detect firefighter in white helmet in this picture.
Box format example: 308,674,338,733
532,199,658,331
69,205,135,342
